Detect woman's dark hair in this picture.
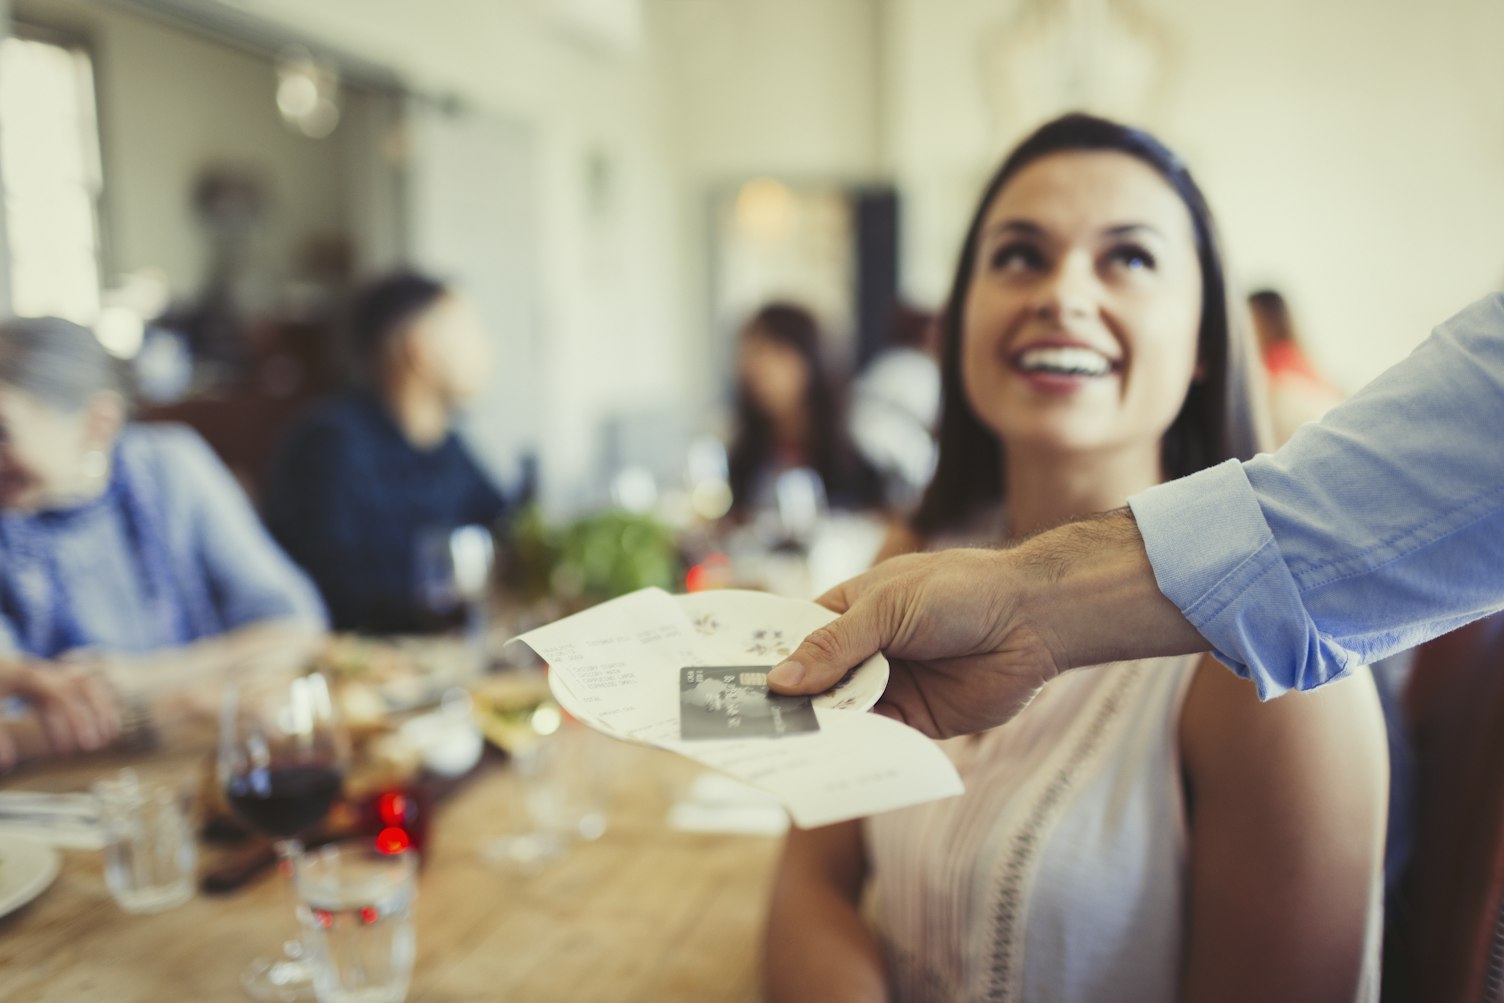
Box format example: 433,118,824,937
911,112,1265,536
727,302,878,513
1248,288,1297,349
348,271,449,368
0,316,125,412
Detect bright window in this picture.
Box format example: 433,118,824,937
0,33,104,322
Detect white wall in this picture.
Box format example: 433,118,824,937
13,0,368,305
651,0,882,180
649,0,884,418
884,0,1504,391
405,101,541,492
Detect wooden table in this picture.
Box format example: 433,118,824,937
0,727,781,1002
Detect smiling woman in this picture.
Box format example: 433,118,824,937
912,114,1264,540
763,114,1387,1003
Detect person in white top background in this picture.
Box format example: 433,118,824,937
762,113,1387,1003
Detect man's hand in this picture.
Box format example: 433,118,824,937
0,659,122,764
768,550,1065,738
767,510,1209,738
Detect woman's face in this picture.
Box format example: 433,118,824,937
738,330,809,424
0,387,96,512
960,151,1203,458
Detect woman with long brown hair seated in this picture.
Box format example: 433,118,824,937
763,114,1388,1002
727,302,882,529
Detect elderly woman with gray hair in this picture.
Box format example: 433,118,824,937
0,316,326,768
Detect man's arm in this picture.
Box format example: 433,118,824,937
164,425,327,631
767,521,1206,738
0,656,121,768
1133,291,1504,697
773,293,1504,735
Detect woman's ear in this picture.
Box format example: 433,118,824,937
1192,359,1207,384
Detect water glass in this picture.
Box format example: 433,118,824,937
295,844,418,1003
485,714,608,869
92,769,196,914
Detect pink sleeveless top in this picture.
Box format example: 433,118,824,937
865,655,1200,1001
864,507,1382,1000
864,651,1383,1002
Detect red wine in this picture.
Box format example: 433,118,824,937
225,765,343,838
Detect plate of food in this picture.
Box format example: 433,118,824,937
315,634,481,732
675,589,889,713
0,836,61,919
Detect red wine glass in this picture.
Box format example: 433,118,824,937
218,668,346,1001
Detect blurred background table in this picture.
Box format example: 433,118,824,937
0,724,780,1003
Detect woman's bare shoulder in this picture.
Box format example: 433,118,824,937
1180,653,1386,789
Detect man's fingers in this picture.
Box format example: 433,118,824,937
811,576,861,616
812,555,916,615
78,676,123,743
871,665,946,739
33,676,106,752
770,589,894,695
58,695,102,751
39,707,78,755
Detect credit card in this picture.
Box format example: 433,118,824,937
679,666,820,740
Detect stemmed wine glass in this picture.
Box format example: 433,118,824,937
474,668,605,869
219,667,347,1001
415,524,497,671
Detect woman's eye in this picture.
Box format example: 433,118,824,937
1106,245,1155,271
989,243,1043,273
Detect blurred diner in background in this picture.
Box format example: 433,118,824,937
0,0,1501,1001
0,316,326,769
726,302,883,533
1248,286,1347,444
262,270,513,636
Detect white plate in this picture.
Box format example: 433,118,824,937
0,836,61,919
675,589,889,713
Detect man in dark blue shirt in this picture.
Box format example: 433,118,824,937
263,272,509,633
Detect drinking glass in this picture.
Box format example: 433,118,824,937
473,670,606,869
219,669,347,1001
772,466,828,546
414,524,496,666
295,844,417,1003
92,769,196,913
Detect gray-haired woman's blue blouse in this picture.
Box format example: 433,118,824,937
0,423,325,658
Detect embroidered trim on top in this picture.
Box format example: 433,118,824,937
984,662,1149,1001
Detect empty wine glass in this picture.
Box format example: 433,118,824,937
473,670,605,870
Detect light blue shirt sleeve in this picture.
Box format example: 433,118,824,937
148,425,328,632
1129,292,1504,698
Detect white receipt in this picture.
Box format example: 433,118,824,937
511,587,963,828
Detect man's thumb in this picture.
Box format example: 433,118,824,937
768,597,888,695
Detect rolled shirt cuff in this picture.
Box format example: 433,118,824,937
1128,459,1359,699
